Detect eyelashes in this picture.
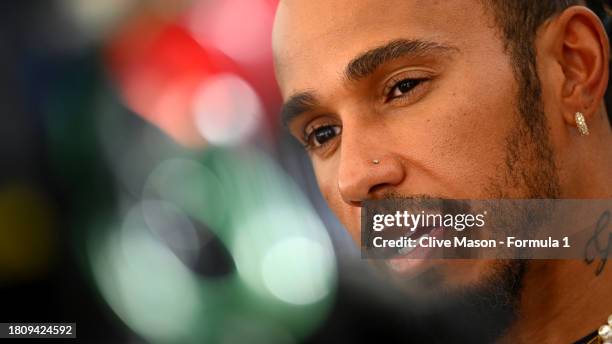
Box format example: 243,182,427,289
303,124,341,150
385,77,428,102
298,76,431,153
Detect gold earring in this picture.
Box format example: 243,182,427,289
372,159,380,165
575,112,589,136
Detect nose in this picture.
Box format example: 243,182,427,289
337,137,406,206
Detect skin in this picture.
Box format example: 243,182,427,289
273,0,612,342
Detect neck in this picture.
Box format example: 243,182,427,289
501,260,612,343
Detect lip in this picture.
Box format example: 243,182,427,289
386,226,445,274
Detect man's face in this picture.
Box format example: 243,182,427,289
274,0,558,293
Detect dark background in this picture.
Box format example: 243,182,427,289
0,1,610,343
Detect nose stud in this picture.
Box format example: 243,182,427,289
372,159,380,165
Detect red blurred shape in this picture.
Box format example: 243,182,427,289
187,0,282,136
105,14,236,147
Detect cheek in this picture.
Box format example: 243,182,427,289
408,62,519,196
419,36,525,193
315,173,335,207
313,160,362,242
312,159,335,202
445,119,512,195
440,93,515,162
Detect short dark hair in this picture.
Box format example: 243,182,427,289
484,1,580,127
483,0,611,126
481,0,606,198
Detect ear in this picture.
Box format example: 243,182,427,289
548,6,609,132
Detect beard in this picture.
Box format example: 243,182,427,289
400,260,526,343
377,74,561,341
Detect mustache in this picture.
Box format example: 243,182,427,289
381,192,443,201
377,192,473,216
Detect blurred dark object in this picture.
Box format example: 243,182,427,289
0,1,611,343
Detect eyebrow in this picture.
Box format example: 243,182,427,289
281,91,319,126
281,39,456,125
345,39,456,81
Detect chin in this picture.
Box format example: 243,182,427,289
376,259,515,299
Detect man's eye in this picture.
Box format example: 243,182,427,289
305,125,341,148
388,78,424,99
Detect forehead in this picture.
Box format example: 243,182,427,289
273,0,494,95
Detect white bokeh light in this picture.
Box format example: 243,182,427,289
90,205,201,343
142,158,227,231
261,237,335,305
59,0,137,49
192,73,262,145
141,199,202,265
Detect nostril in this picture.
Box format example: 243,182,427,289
369,183,394,198
337,154,405,205
349,200,363,207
